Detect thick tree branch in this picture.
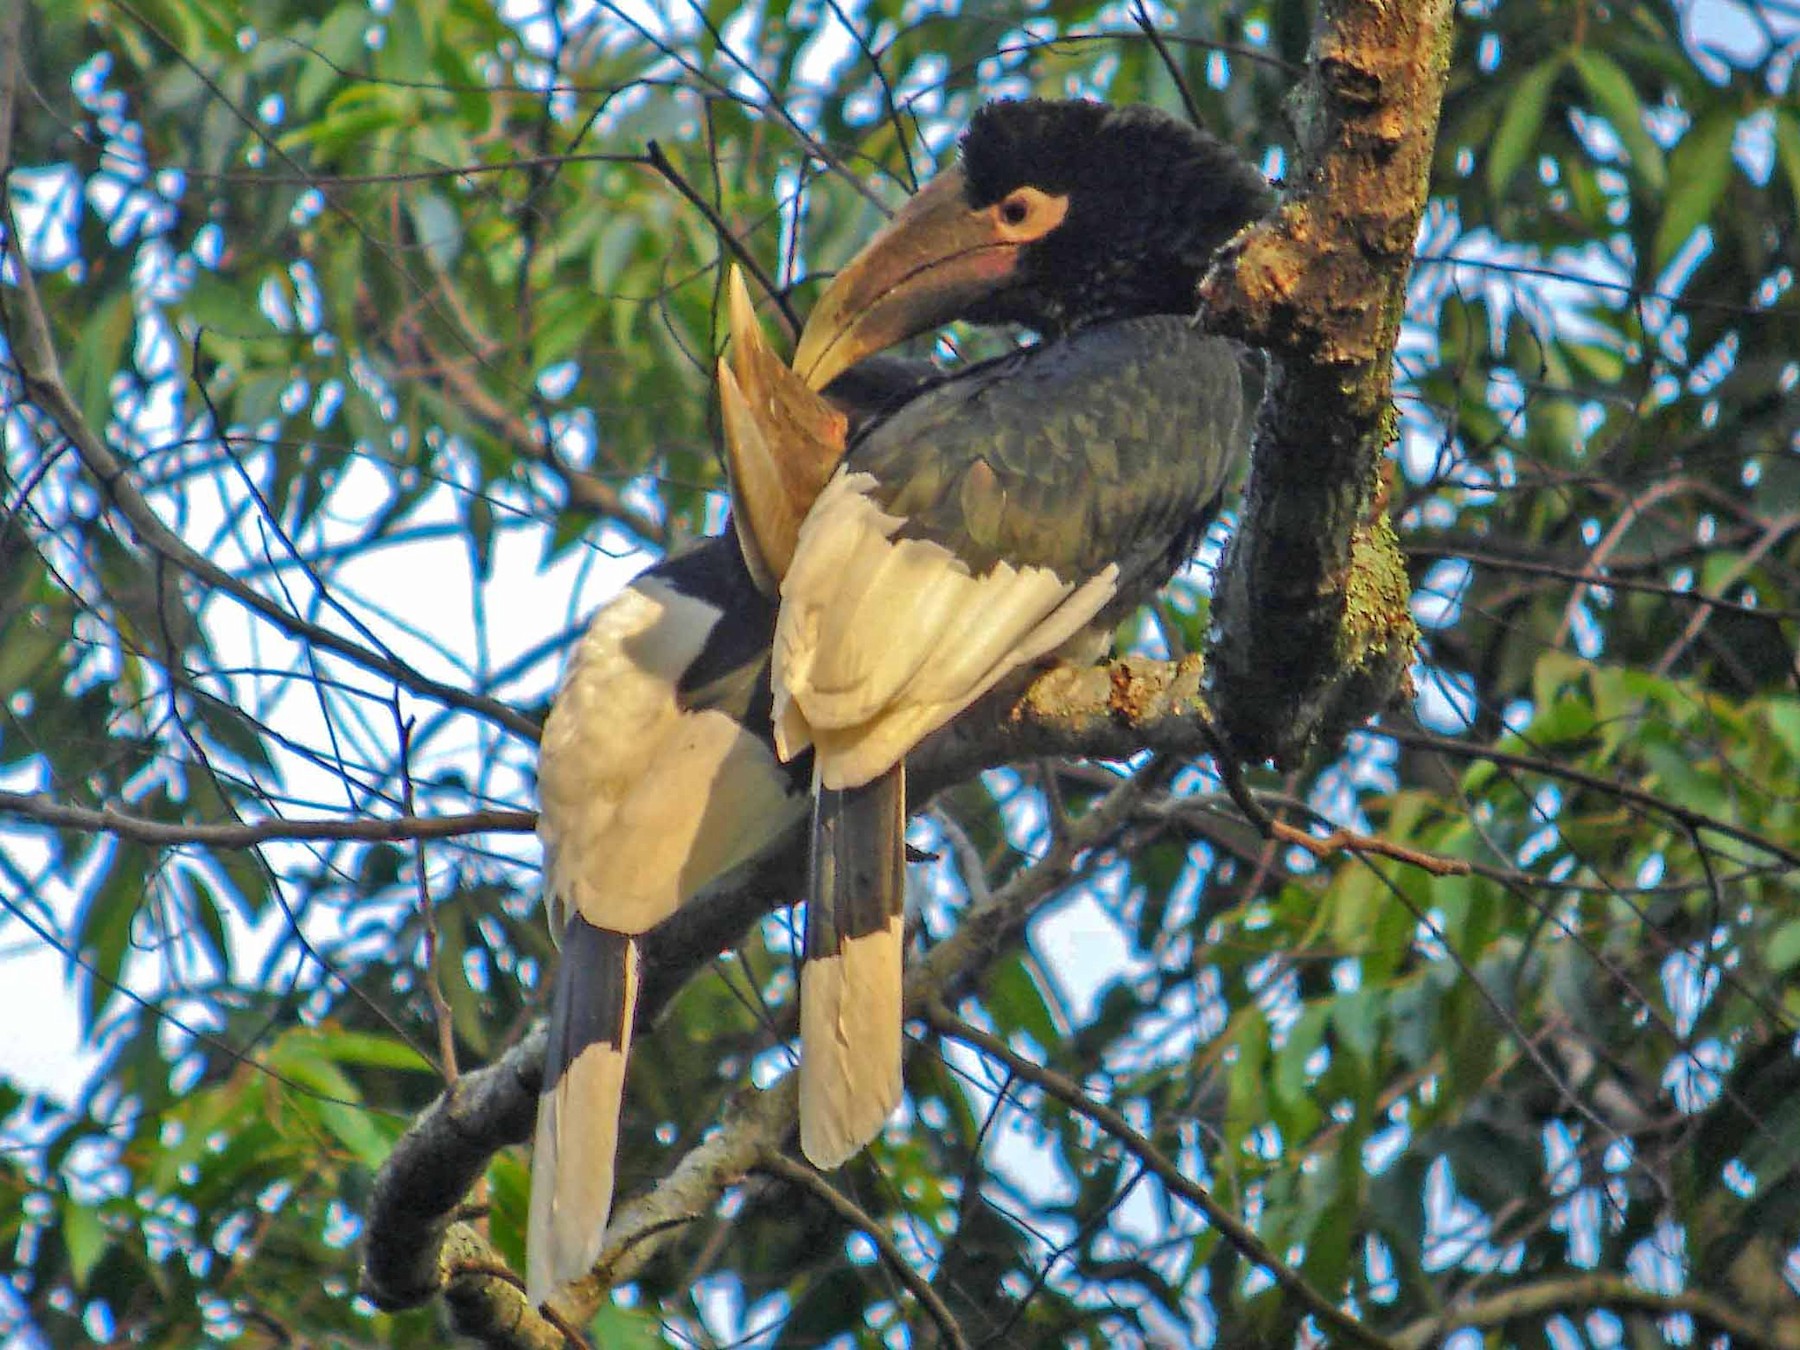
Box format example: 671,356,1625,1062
1201,0,1453,764
360,1027,542,1314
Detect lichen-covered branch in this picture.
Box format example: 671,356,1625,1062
1200,0,1452,765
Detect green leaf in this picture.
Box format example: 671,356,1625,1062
986,955,1061,1052
1767,699,1800,766
72,843,150,1033
312,1027,436,1073
1653,111,1739,271
1776,109,1800,217
1570,49,1666,191
586,1302,670,1349
1488,57,1563,197
61,1200,108,1289
293,8,369,115
70,289,135,435
1562,337,1626,383
1529,694,1598,746
1332,987,1383,1068
1766,920,1800,975
266,1030,394,1169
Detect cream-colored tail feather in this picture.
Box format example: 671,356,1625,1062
798,764,908,1168
526,924,640,1305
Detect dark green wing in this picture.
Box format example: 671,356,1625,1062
843,315,1248,602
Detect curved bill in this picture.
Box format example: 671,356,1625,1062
793,167,1025,391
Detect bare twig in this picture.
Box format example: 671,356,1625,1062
0,210,540,738
1652,509,1800,675
1390,1273,1789,1350
645,139,801,340
1130,3,1204,129
759,1151,971,1350
1200,732,1470,876
924,1006,1398,1350
0,791,534,849
395,704,460,1084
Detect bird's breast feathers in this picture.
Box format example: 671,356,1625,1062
539,576,804,935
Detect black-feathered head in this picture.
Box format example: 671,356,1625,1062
794,99,1272,387
957,99,1273,333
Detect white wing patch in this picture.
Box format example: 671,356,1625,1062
538,578,804,936
774,471,1119,790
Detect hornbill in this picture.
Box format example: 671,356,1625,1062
770,99,1274,1169
528,300,937,1303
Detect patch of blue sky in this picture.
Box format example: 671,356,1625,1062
1751,259,1795,311
1567,107,1625,169
1628,1215,1689,1297
1414,557,1471,630
1419,1155,1495,1272
1569,596,1605,659
1030,875,1137,1029
1314,730,1399,830
1245,954,1301,1046
1407,195,1643,390
1660,944,1723,1040
1410,907,1452,963
1097,1168,1179,1258
937,1019,1079,1208
7,166,84,270
3,405,647,1103
1159,963,1229,1051
1685,0,1800,90
1722,1155,1757,1199
687,1271,790,1350
1163,511,1234,604
1129,1285,1209,1350
1103,976,1198,1079
1543,1118,1585,1197
1363,1232,1400,1304
1690,329,1739,397
747,1034,794,1090
979,765,1050,857
1545,1154,1605,1273
1664,1038,1731,1114
1414,660,1478,735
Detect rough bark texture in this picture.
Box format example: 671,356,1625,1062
359,1027,542,1311
1200,0,1452,766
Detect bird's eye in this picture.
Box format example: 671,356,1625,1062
990,187,1068,241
